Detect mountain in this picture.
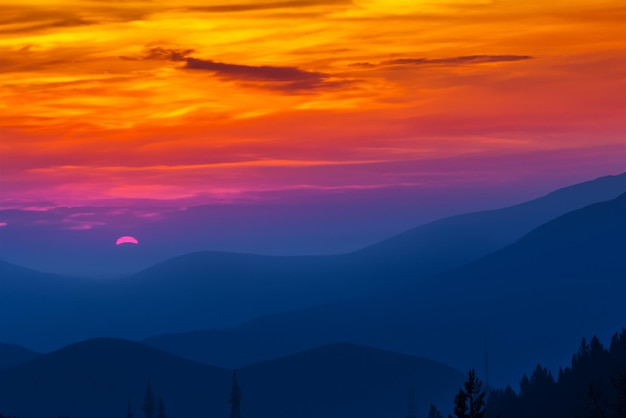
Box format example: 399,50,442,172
351,171,626,272
145,193,626,388
238,343,465,418
0,261,98,349
0,338,231,418
3,174,624,280
143,328,299,369
114,173,626,338
0,260,80,290
0,339,463,418
1,173,625,351
0,342,40,371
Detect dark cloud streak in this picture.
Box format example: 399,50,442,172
129,46,342,91
353,55,533,68
122,47,195,62
185,58,336,91
384,55,533,65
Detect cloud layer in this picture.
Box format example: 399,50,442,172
1,0,625,210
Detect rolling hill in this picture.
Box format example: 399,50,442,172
1,173,624,351
0,261,98,350
0,342,40,371
144,193,626,388
0,338,231,418
238,342,464,418
113,173,626,341
0,260,83,292
0,339,463,418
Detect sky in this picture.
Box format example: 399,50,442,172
0,0,625,272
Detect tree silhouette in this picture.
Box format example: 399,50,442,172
142,382,155,418
230,370,242,418
613,370,626,418
127,398,133,418
428,403,444,418
485,385,517,418
486,329,626,417
453,369,486,418
157,396,167,418
586,382,609,418
454,389,469,418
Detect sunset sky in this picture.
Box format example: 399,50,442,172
1,0,625,221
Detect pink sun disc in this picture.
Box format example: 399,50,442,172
116,236,139,245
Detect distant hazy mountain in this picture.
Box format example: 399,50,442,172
0,261,92,348
1,173,624,351
145,193,626,388
0,342,39,371
0,260,77,289
351,171,626,272
112,173,626,336
0,339,462,418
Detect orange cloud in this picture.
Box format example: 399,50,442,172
1,0,624,207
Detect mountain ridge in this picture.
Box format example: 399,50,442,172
0,342,40,371
0,173,624,351
0,338,463,418
144,192,626,388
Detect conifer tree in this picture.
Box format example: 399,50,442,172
453,389,469,418
230,370,242,418
127,399,133,418
142,383,155,418
453,369,486,418
614,371,626,418
157,396,167,418
427,403,444,418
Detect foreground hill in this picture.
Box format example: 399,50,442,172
146,193,626,387
0,342,40,371
0,339,462,418
239,343,464,418
0,338,231,418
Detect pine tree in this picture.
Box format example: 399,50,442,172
454,389,469,418
486,385,518,418
613,371,626,418
230,370,242,418
157,396,167,418
142,383,155,418
586,382,609,418
428,403,444,418
127,399,133,418
453,369,486,418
